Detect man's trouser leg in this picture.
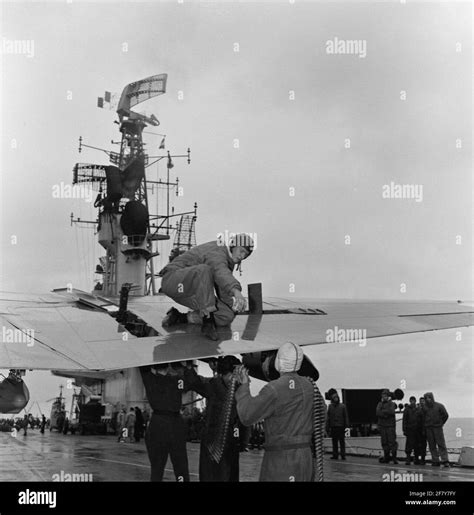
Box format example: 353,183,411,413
426,427,439,463
332,427,345,458
386,426,398,461
380,427,390,460
229,443,240,482
405,430,416,460
168,417,190,482
416,432,427,461
161,264,216,314
387,426,397,453
331,430,338,457
213,297,236,327
145,415,172,482
433,427,448,463
145,436,169,481
338,427,346,458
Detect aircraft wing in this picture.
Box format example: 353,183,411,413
0,290,472,371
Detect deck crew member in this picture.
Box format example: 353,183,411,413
376,389,398,464
140,362,192,481
116,407,126,442
185,356,242,481
326,390,349,460
234,342,315,481
125,407,136,443
415,397,427,465
423,392,449,468
159,234,254,340
402,396,419,464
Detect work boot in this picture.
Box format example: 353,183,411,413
379,452,390,463
201,314,218,341
391,451,399,464
162,307,188,327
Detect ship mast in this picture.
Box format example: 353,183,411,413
71,74,197,297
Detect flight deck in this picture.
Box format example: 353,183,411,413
2,431,473,483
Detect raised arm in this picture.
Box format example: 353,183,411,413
235,382,277,427
183,367,212,398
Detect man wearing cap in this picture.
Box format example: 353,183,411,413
415,396,427,465
184,356,242,481
326,390,349,460
159,233,254,340
402,396,419,464
376,389,398,464
234,342,316,481
423,392,449,467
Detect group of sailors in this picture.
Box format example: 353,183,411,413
2,414,48,436
326,388,450,467
139,341,322,482
377,390,450,467
115,406,148,443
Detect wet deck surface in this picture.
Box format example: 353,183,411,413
2,430,473,482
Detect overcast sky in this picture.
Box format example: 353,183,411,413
0,1,472,418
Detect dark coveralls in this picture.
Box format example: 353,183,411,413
139,366,190,482
376,400,398,460
415,407,427,462
159,241,241,327
326,401,349,459
402,405,419,462
424,401,449,464
185,369,240,481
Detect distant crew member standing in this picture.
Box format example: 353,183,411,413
134,407,144,443
140,363,192,481
415,396,427,465
423,392,449,468
116,407,126,442
125,407,136,443
326,390,349,460
376,389,398,464
159,234,254,340
402,396,419,465
235,342,319,481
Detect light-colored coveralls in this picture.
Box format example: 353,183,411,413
160,241,241,326
235,372,314,481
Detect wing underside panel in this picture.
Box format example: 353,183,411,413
0,291,472,371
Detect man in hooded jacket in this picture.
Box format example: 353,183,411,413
234,342,316,481
403,396,420,464
159,234,254,340
423,392,449,467
376,389,398,464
